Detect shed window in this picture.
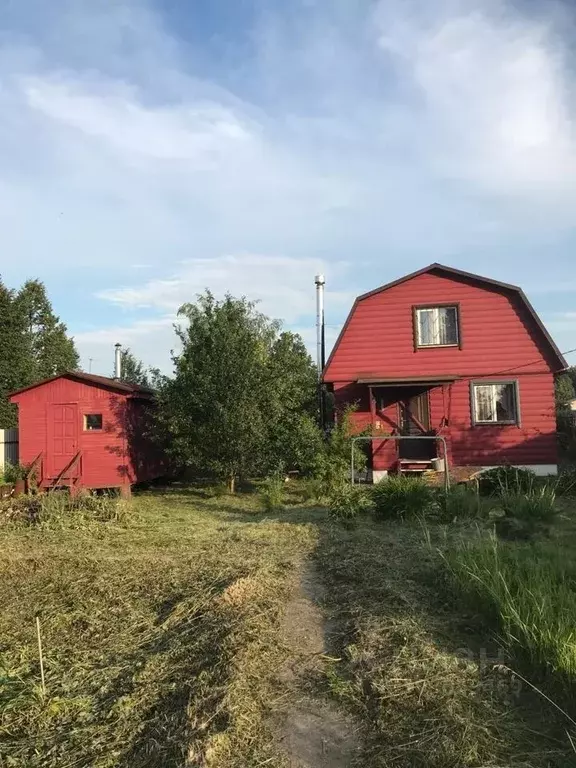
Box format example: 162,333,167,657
472,382,519,425
84,414,103,431
416,306,459,347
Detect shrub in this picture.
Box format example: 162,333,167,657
329,484,374,522
308,406,368,501
492,487,557,539
258,473,285,512
3,462,28,484
434,484,481,522
477,466,536,496
372,475,436,519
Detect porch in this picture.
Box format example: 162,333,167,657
357,375,457,480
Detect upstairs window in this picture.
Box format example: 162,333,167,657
84,414,103,431
472,382,519,425
415,306,459,347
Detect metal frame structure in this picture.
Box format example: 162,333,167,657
350,435,450,492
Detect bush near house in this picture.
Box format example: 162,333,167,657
477,466,537,496
372,475,437,519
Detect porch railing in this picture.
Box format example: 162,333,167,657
350,435,450,491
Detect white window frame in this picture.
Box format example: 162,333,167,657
415,305,459,348
471,380,520,426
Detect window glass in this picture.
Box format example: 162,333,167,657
417,306,458,346
84,414,103,431
473,383,518,424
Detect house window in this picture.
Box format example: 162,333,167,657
472,382,519,425
84,414,103,431
415,306,459,347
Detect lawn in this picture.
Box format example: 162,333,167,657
0,486,318,767
1,484,575,767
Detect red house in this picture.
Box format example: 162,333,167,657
323,264,566,480
9,372,159,495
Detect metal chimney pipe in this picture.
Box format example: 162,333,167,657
114,343,122,380
314,274,325,378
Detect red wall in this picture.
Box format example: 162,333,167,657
12,378,147,487
328,271,559,469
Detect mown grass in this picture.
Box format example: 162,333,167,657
0,486,317,767
3,482,576,767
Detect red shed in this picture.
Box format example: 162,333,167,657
9,372,160,496
324,264,567,480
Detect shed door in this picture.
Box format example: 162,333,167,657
47,403,79,477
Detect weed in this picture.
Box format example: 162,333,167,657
328,484,374,522
478,466,537,496
443,532,576,690
492,487,558,540
372,475,435,519
0,491,133,529
258,473,285,512
556,468,576,497
434,484,482,522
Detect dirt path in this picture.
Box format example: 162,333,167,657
275,564,360,767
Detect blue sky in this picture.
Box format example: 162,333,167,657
1,0,576,374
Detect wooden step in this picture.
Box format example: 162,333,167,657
398,459,434,474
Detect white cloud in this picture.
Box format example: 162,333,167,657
375,2,576,198
73,316,178,374
74,252,355,372
98,253,354,324
1,0,576,371
23,76,256,164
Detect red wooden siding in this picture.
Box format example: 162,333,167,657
328,269,560,470
11,377,157,488
325,272,558,382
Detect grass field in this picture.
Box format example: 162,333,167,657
1,484,576,767
0,486,318,767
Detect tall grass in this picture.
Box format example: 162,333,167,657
258,473,285,512
328,484,374,521
0,491,132,528
434,484,482,522
372,476,436,519
444,533,576,685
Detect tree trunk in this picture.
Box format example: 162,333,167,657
228,475,236,494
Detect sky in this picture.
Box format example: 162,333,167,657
1,0,576,374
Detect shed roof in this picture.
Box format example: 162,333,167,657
323,263,567,376
9,371,154,399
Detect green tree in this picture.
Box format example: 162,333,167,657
263,331,321,472
156,292,321,491
16,279,79,379
0,279,31,427
564,366,576,394
555,373,575,410
117,348,151,388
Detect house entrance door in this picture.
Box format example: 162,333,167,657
398,390,435,460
